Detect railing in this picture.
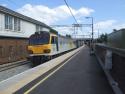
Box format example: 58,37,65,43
94,43,125,94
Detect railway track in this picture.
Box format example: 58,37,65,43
0,61,30,72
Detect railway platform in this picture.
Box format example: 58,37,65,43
0,46,114,94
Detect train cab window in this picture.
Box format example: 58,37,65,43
51,36,59,51
51,36,58,44
29,31,50,45
51,36,55,44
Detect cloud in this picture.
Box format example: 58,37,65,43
94,20,117,29
54,27,74,35
93,20,125,38
113,24,125,30
75,7,94,18
53,26,91,38
17,4,125,38
94,20,125,32
17,4,94,25
52,19,125,38
15,4,94,37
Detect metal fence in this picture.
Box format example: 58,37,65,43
94,43,125,94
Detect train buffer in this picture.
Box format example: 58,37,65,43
0,45,115,94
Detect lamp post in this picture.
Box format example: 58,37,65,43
85,17,94,54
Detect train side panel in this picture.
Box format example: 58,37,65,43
58,36,76,53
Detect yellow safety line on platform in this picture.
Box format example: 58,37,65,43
24,49,81,94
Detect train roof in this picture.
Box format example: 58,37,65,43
58,34,74,39
50,28,58,34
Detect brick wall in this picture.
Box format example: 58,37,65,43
0,38,28,64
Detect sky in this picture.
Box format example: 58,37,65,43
0,0,125,38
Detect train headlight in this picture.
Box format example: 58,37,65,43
28,50,33,54
44,49,51,53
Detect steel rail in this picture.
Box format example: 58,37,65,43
0,61,30,72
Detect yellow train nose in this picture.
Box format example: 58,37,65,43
28,50,33,54
28,44,51,54
43,49,51,53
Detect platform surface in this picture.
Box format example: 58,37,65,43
15,46,114,94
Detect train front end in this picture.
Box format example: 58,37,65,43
28,31,51,66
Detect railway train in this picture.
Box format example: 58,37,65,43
0,5,84,65
28,30,77,66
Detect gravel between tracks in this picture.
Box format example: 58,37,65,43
0,63,32,82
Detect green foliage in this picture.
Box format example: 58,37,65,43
50,29,58,34
97,33,107,43
66,34,72,38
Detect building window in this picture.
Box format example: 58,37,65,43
5,15,13,30
5,14,21,31
36,25,39,32
14,17,20,31
36,25,43,32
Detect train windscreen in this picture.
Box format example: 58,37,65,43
29,32,50,45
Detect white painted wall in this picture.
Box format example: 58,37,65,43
0,13,4,31
21,20,36,37
0,13,36,38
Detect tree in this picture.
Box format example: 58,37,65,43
97,33,107,43
66,34,72,38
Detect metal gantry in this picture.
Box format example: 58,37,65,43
50,23,92,38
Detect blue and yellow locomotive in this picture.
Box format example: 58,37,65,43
28,30,76,66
